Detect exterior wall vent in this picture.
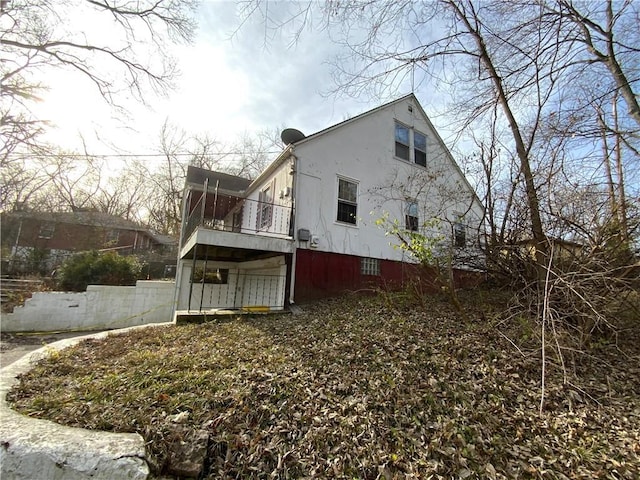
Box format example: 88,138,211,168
298,229,311,242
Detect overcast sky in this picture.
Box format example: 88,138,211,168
33,1,426,158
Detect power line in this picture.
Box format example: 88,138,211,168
5,151,283,159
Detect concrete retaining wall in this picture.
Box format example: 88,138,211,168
1,281,175,332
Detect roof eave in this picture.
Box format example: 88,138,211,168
245,145,294,194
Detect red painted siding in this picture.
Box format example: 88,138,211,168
293,249,484,303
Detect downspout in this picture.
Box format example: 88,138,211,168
288,153,299,305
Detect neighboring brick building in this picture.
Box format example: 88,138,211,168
1,210,176,274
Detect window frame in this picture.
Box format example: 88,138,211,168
393,121,428,167
193,266,229,284
105,229,120,244
414,131,427,167
336,176,359,226
405,200,419,232
361,257,381,276
38,223,55,239
394,122,410,161
453,220,466,248
257,180,275,230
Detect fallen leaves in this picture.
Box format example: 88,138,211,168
7,292,640,479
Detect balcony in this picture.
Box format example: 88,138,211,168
180,191,294,261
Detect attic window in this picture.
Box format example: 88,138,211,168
395,122,410,161
408,105,413,113
395,121,427,166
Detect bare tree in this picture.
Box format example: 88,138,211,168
0,0,197,160
544,0,640,128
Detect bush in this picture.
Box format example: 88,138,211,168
58,251,142,291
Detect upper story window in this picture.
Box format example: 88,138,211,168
38,223,55,239
337,177,358,225
394,121,427,167
405,200,419,231
395,123,410,161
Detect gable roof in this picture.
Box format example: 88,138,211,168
185,165,252,193
293,94,417,147
291,93,484,212
244,95,417,195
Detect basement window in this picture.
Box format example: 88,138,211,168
361,257,381,276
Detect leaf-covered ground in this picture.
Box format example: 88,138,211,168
8,292,640,479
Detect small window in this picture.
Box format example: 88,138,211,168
454,222,466,248
194,267,229,284
361,257,380,276
38,223,55,239
395,122,410,161
337,178,358,225
106,230,119,243
405,201,419,231
414,131,427,167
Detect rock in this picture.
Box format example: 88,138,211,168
165,426,209,478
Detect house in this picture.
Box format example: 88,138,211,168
1,210,175,274
174,94,484,317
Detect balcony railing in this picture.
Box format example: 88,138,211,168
182,192,293,244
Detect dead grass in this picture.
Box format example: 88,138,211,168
7,292,640,479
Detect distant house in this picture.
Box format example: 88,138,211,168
1,210,175,273
174,94,485,318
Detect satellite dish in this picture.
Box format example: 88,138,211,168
281,128,306,145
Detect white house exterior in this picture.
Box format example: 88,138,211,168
174,94,484,318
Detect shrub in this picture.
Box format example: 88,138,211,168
58,251,142,291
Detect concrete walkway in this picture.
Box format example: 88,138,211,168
0,331,99,368
0,326,169,479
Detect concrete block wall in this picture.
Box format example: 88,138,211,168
1,281,176,332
